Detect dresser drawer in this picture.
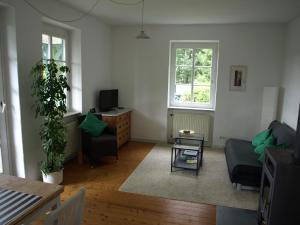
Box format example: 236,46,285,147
117,112,129,123
117,120,130,131
102,116,116,127
102,111,131,148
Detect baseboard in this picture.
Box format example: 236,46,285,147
212,144,225,149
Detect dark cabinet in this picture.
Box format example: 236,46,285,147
258,149,300,225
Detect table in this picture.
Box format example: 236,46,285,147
171,135,204,175
0,175,64,225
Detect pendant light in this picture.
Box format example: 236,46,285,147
136,0,150,39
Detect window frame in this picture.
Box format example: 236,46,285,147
168,41,219,110
42,24,71,111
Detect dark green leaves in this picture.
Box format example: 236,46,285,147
31,59,70,174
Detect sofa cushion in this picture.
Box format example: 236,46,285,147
268,121,296,147
225,139,262,186
90,134,117,144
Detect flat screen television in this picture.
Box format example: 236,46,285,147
99,89,118,111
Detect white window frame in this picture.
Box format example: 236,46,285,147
42,24,71,111
0,38,11,175
168,41,219,110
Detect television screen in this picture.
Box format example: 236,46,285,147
99,89,118,111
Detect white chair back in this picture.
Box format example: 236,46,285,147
45,188,85,225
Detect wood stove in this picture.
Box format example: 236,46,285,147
257,105,300,225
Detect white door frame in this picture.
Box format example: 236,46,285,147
0,30,11,175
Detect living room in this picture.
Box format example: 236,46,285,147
0,0,300,224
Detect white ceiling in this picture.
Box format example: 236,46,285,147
58,0,300,25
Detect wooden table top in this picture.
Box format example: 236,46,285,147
0,175,64,225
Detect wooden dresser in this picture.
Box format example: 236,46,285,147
100,109,131,148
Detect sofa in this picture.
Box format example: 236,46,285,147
225,121,296,188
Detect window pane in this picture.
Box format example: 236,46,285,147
42,34,50,60
56,61,66,68
52,36,65,61
176,66,192,84
194,67,211,85
175,85,192,102
194,49,212,66
193,86,210,103
176,48,193,66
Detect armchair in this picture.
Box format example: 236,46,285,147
79,114,118,166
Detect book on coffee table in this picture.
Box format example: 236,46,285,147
183,150,198,156
186,159,197,164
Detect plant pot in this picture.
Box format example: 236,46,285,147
42,170,63,184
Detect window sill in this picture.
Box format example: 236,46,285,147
168,106,215,112
64,111,81,118
64,111,81,123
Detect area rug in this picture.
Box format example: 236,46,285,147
119,144,259,210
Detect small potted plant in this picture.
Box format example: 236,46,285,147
31,59,70,184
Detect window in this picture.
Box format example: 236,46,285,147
42,34,66,66
42,26,71,110
168,41,219,110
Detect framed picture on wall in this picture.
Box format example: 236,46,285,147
230,65,247,91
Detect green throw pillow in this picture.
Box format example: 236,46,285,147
254,135,275,155
257,138,288,163
79,112,107,136
252,128,271,147
258,152,265,163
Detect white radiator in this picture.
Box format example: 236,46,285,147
65,120,80,161
172,113,211,142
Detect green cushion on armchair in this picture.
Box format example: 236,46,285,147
79,112,107,136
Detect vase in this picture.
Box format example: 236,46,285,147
42,170,63,184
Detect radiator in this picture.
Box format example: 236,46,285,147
65,120,80,161
172,113,211,142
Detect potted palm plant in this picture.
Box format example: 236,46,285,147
31,59,70,184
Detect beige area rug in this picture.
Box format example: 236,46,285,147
119,145,259,210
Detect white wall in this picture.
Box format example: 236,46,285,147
112,24,285,146
279,16,300,129
0,0,112,179
0,5,25,177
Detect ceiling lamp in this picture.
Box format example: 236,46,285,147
136,0,150,39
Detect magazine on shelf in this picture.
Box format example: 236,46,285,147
178,153,197,164
183,150,197,156
186,159,197,164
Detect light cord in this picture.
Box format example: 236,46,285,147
141,0,144,30
109,0,142,6
23,0,143,23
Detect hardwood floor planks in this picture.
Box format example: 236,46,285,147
32,141,216,225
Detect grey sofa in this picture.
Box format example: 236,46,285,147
225,121,296,188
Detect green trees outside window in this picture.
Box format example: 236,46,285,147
175,48,213,104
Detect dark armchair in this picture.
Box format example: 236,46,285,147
79,114,118,166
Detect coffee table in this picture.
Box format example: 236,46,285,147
171,134,204,175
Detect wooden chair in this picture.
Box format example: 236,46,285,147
44,188,86,225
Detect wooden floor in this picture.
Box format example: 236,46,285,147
36,142,216,225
